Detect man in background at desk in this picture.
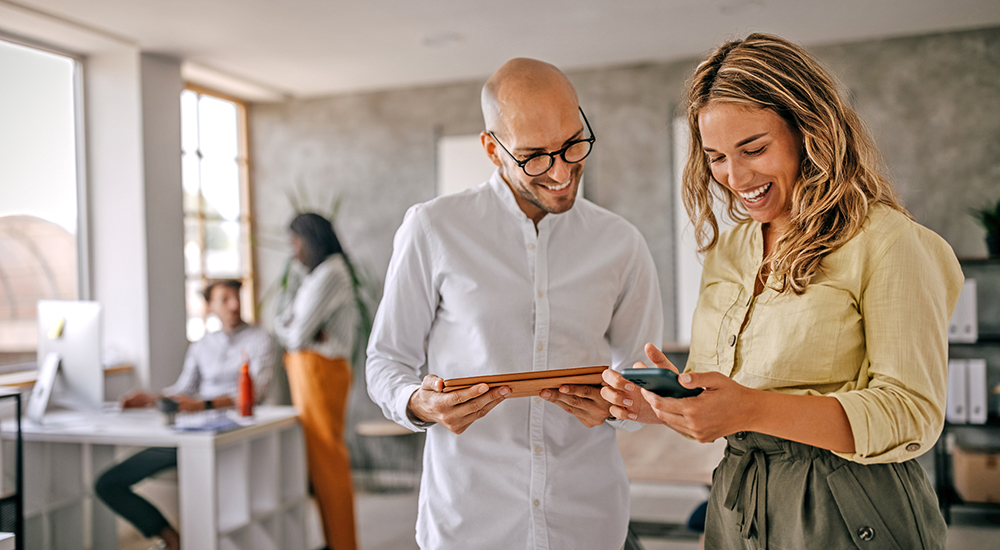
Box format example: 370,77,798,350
94,279,276,550
366,58,663,550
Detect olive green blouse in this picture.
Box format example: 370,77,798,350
686,204,964,464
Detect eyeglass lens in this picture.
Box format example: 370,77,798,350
523,140,593,176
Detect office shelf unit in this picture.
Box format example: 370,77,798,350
936,258,1000,523
1,406,308,550
215,425,310,550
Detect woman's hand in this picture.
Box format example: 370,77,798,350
643,371,757,443
601,343,678,425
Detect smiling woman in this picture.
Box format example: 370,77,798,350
602,32,964,550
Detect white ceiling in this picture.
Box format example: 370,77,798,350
2,0,999,101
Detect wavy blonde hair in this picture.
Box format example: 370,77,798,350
682,33,907,294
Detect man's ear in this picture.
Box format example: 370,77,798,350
480,131,503,167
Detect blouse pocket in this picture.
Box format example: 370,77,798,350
688,281,743,367
745,283,860,384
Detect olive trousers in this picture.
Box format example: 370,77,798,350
285,351,357,550
706,432,946,550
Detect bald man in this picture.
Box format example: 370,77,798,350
366,58,663,550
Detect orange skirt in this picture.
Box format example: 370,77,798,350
284,351,356,550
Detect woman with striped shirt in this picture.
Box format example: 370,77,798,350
276,212,359,550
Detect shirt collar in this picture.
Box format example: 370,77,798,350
486,168,564,231
488,168,528,222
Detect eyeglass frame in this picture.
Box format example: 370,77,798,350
487,107,596,177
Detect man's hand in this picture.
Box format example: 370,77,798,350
601,343,678,424
172,395,206,412
541,384,612,428
121,391,157,409
407,374,510,434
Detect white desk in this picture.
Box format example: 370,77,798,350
1,405,308,550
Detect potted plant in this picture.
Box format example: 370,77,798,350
971,197,1000,258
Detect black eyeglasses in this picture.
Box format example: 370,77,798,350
488,107,596,177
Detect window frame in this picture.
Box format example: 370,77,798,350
0,31,89,300
181,84,257,339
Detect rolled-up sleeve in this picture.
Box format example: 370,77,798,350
366,205,440,432
831,226,963,464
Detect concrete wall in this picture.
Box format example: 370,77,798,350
249,27,1000,428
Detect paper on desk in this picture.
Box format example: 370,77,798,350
172,410,253,432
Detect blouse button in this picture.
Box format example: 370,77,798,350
858,526,875,541
537,344,543,351
538,290,543,297
728,335,737,346
533,499,540,507
528,243,536,250
906,443,921,452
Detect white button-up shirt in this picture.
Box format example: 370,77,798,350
366,171,664,550
164,322,276,402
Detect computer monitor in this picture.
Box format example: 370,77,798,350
34,300,103,413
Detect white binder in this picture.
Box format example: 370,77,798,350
946,359,968,424
948,279,978,343
966,358,988,425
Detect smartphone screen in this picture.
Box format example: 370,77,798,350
621,368,703,398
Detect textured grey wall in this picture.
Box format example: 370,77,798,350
813,29,1000,258
250,27,1000,431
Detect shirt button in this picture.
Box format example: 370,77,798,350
533,499,540,507
534,445,542,453
534,397,542,403
538,290,543,297
858,526,875,541
537,344,543,351
527,243,536,250
906,443,921,452
728,335,737,346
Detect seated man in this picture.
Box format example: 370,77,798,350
94,279,276,550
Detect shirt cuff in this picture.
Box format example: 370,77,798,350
605,417,643,433
394,383,433,432
830,392,929,464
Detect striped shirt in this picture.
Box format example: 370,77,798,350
163,322,276,402
274,254,357,360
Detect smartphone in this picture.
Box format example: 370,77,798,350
621,368,703,398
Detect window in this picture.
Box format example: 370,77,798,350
181,87,255,341
0,38,81,369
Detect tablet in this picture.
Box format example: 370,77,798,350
443,366,607,398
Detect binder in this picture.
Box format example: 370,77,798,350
967,358,988,425
946,359,968,424
948,279,978,343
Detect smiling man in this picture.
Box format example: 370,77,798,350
366,58,664,550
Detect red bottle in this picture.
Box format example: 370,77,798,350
238,362,254,417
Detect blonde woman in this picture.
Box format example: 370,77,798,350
603,34,962,548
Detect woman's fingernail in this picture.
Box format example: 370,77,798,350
625,383,635,391
499,387,510,396
624,399,633,407
680,373,692,384
628,413,637,420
